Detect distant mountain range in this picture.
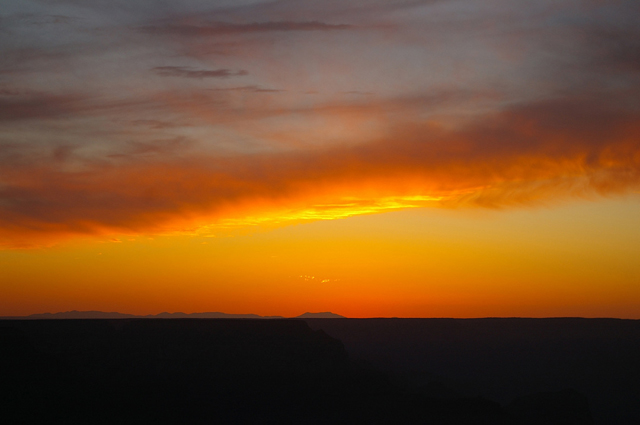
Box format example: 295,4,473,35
0,310,346,319
296,312,346,319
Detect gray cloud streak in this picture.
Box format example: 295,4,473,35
140,20,353,37
152,66,248,78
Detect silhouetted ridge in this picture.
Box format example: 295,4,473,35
2,310,286,319
296,312,346,319
1,310,354,320
23,310,139,319
1,318,591,424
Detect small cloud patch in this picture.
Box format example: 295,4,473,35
152,66,248,79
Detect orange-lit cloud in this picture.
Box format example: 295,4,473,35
1,0,640,248
1,92,639,247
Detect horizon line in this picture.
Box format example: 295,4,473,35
1,310,637,320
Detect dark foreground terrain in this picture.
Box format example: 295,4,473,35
1,318,637,424
305,318,640,425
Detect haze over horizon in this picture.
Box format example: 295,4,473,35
6,309,640,320
0,310,348,319
1,0,639,318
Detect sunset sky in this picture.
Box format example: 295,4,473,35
1,0,639,318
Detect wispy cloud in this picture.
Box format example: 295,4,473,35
140,21,353,37
209,85,284,93
1,0,640,247
1,92,639,247
152,66,248,79
0,92,89,122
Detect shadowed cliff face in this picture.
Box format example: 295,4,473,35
1,319,356,424
304,318,639,425
1,319,595,424
2,319,349,382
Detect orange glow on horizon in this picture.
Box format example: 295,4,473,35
2,0,640,319
2,199,639,318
